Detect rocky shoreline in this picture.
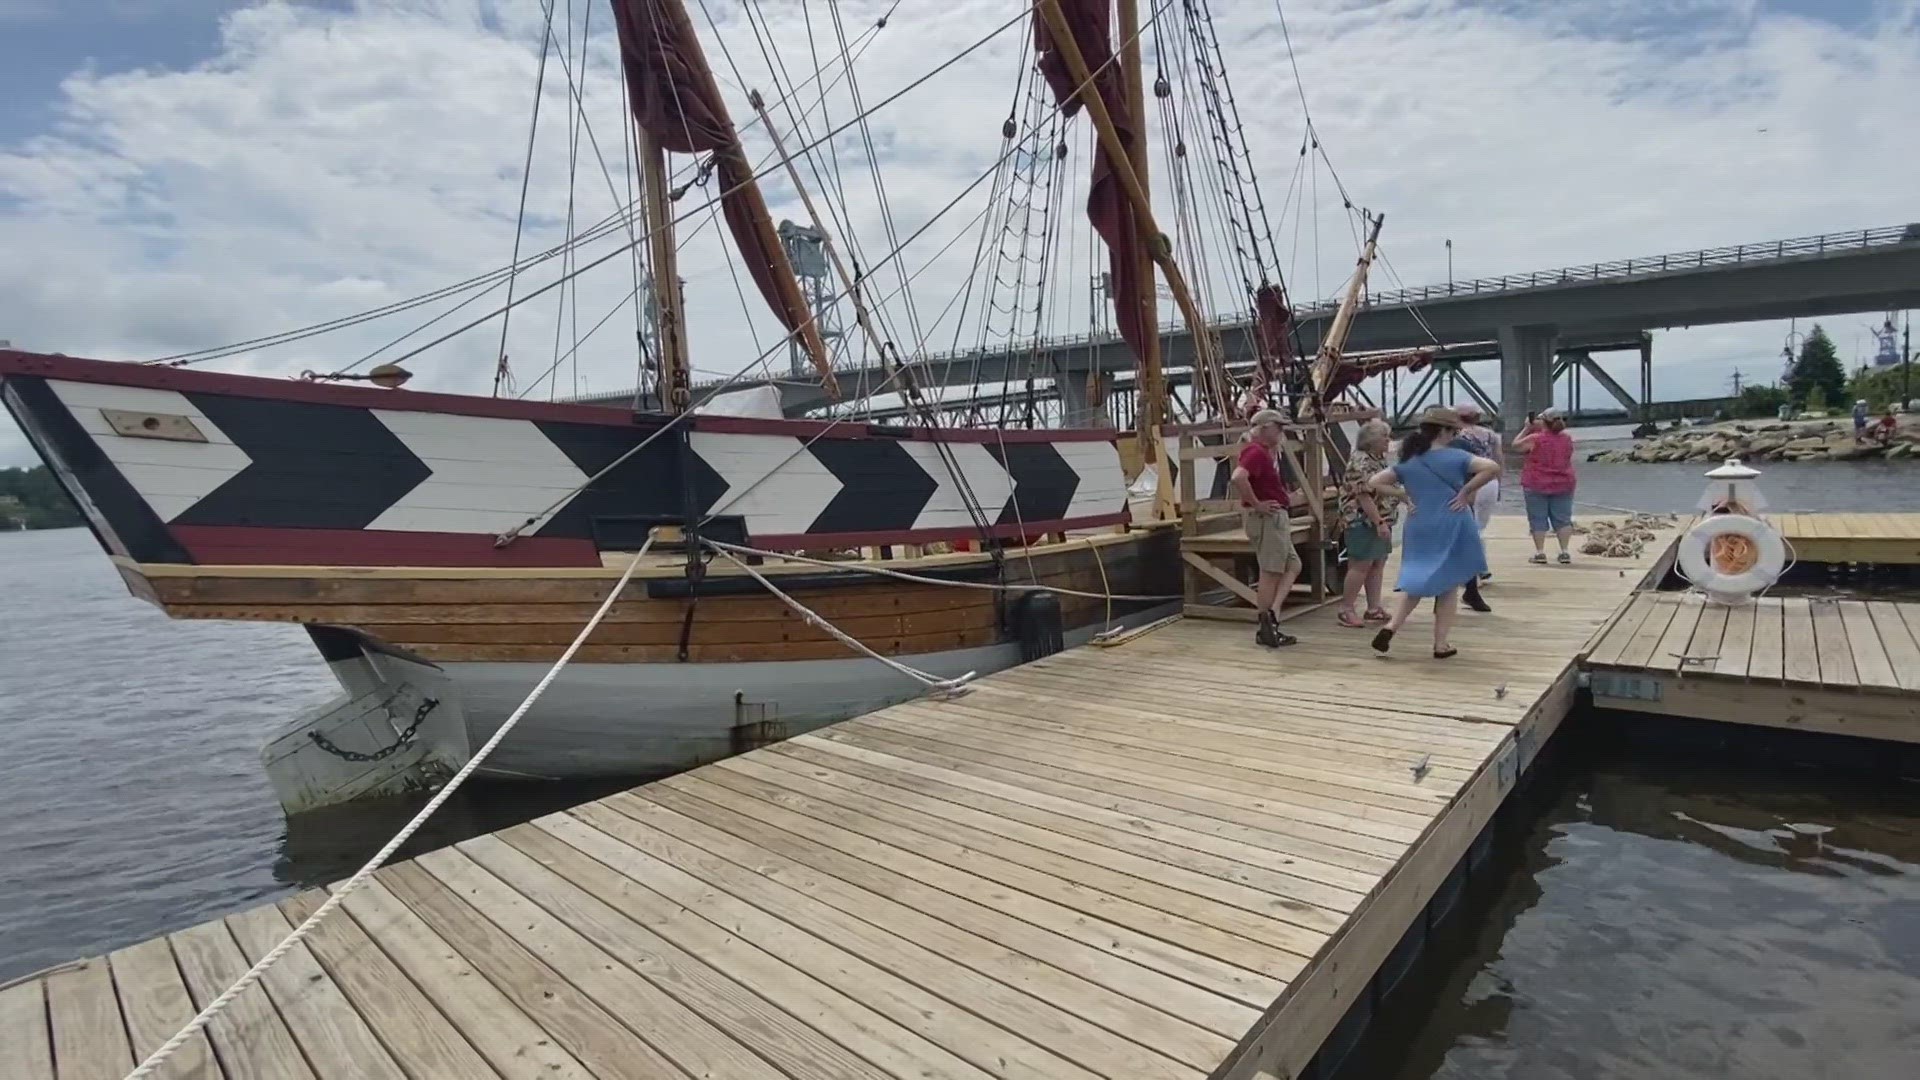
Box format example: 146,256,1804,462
1586,417,1920,464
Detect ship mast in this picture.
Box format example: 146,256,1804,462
639,130,690,414
1114,0,1164,466
1303,210,1385,420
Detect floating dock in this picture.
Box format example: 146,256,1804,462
1,518,1674,1080
1583,592,1920,745
1771,511,1920,566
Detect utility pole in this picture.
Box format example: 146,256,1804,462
1446,239,1453,292
1729,369,1745,396
1904,310,1912,407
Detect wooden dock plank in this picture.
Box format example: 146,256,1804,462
1872,602,1920,691
45,958,134,1080
511,812,1014,1080
223,906,405,1080
1781,598,1822,684
512,805,1109,1080
1687,603,1731,675
330,880,596,1080
169,922,316,1080
828,719,1395,884
1615,595,1683,670
1711,600,1757,679
1838,600,1901,690
1747,598,1786,681
108,938,223,1080
1585,594,1656,667
408,847,793,1080
372,860,691,1080
0,979,55,1080
275,891,503,1080
1646,594,1707,674
1808,600,1857,687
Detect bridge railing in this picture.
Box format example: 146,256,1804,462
635,222,1918,398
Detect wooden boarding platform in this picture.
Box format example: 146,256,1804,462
2,519,1668,1080
1771,512,1920,565
1583,591,1920,745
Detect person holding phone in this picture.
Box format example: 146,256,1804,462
1512,407,1578,564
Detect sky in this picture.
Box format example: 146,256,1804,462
1,0,1917,468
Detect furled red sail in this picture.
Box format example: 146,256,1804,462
1034,1,1153,371
1323,348,1433,400
608,0,833,392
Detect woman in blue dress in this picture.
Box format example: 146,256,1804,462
1365,406,1503,658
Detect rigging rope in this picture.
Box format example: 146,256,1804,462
122,530,661,1080
709,546,976,696
494,0,561,397
705,538,1182,602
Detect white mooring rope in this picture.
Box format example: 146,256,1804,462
124,533,660,1080
710,545,976,698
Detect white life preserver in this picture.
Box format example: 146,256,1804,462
1677,513,1786,604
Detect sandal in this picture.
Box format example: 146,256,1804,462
1434,646,1459,660
1337,610,1366,629
1371,628,1394,654
1363,608,1391,623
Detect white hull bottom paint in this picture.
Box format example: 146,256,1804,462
440,603,1179,780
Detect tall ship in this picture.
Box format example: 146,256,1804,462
1,0,1418,813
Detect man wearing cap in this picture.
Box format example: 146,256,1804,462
1230,409,1304,648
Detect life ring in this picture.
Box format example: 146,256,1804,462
1678,513,1785,602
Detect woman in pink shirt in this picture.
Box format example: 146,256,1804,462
1512,407,1577,564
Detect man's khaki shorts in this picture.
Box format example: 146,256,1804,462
1244,509,1302,575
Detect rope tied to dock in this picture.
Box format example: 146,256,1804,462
122,533,661,1080
709,544,976,698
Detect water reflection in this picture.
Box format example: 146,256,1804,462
1351,722,1920,1080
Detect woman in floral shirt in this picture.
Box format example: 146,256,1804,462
1337,419,1402,627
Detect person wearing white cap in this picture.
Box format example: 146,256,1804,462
1229,408,1305,648
1452,403,1501,579
1512,407,1578,563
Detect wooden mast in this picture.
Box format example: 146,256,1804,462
1304,210,1385,418
640,130,690,414
1113,0,1174,518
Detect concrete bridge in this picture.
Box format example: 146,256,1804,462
576,223,1920,435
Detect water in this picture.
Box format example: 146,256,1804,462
3,457,1920,1036
1348,729,1920,1079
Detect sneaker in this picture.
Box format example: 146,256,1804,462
1528,553,1548,565
1557,551,1572,565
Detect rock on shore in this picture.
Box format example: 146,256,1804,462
1586,418,1920,464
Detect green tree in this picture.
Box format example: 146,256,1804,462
0,465,83,529
1734,384,1787,418
1787,325,1846,409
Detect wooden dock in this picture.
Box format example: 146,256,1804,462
1583,592,1920,744
1771,511,1920,565
2,518,1669,1080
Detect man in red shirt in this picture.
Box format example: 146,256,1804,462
1230,409,1304,648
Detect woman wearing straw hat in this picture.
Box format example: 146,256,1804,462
1452,403,1502,566
1365,406,1502,658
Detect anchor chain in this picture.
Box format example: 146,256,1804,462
308,698,440,763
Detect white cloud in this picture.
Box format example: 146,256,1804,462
3,0,1918,468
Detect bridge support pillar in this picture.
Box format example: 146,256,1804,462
1055,364,1111,427
1496,324,1557,436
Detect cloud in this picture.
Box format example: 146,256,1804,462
2,0,1918,468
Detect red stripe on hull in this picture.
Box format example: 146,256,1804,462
169,526,603,567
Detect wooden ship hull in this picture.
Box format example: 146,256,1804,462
2,349,1180,807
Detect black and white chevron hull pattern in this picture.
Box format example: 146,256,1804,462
27,378,1128,547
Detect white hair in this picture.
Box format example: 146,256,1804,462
1357,418,1392,452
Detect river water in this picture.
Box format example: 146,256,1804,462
4,456,1920,1075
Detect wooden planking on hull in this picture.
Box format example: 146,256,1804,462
407,630,1009,665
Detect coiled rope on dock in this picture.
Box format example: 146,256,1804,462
123,532,661,1080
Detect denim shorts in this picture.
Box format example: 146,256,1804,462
1524,490,1574,533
